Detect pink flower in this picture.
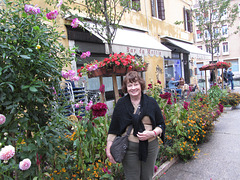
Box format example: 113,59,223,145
91,103,108,117
19,158,31,171
71,18,81,28
0,114,6,125
80,51,91,59
0,145,15,161
103,166,111,174
56,0,63,8
99,84,105,93
24,4,41,15
68,70,75,77
46,10,58,20
85,51,91,57
85,101,93,111
157,80,161,84
70,76,80,81
75,103,80,108
154,165,158,173
61,71,69,79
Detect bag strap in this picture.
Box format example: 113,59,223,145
126,125,132,136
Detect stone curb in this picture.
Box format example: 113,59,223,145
152,157,179,179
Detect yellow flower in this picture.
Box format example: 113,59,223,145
36,44,41,49
62,168,66,172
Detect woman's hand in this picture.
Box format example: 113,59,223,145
106,141,117,164
137,130,154,141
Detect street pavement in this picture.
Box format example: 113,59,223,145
160,87,240,180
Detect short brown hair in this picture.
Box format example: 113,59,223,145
122,71,146,93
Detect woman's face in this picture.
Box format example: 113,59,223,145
127,80,141,97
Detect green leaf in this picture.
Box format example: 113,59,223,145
20,55,31,59
21,85,30,90
29,86,38,92
33,26,40,31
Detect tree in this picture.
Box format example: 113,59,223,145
46,0,140,53
193,0,239,62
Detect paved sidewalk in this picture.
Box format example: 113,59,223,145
160,95,240,179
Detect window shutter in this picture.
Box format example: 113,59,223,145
151,0,156,17
187,9,193,32
157,0,165,20
183,7,187,31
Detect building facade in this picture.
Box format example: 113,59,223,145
193,0,240,88
34,0,211,104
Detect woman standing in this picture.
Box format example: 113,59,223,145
106,71,165,180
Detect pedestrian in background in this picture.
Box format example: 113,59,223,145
222,69,228,88
106,71,165,180
227,68,234,90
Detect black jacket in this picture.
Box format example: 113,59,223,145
108,93,165,143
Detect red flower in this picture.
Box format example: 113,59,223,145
148,83,153,89
157,80,161,84
183,101,190,111
160,92,171,99
218,103,224,113
99,84,105,93
167,98,172,105
91,103,108,117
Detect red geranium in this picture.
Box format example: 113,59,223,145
91,103,108,117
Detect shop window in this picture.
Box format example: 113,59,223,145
151,0,165,20
184,7,193,32
222,42,229,55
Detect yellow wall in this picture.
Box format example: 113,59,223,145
30,0,194,87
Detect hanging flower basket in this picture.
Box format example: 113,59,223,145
113,66,127,75
216,61,231,69
78,53,148,78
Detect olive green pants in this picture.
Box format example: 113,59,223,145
122,138,159,180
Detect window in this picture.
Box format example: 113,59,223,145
196,30,202,41
184,7,193,32
121,0,141,11
213,27,220,38
222,42,229,55
195,13,200,25
222,25,228,37
224,60,239,72
151,0,165,20
204,30,210,40
213,46,219,56
221,9,227,20
212,10,218,21
205,45,211,53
